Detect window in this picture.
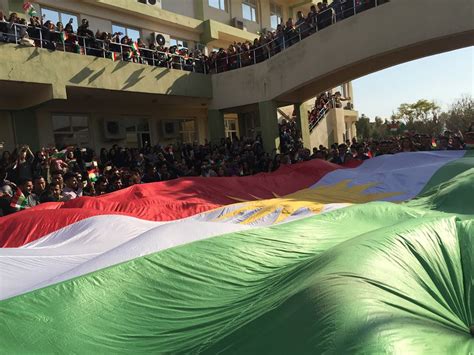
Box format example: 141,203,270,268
40,7,78,32
208,0,226,11
180,119,196,143
242,0,257,22
225,118,239,139
52,115,89,148
170,38,188,49
112,24,141,42
125,120,150,148
270,3,282,29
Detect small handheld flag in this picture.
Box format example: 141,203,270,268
22,2,37,17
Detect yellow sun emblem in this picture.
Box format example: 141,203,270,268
212,180,402,225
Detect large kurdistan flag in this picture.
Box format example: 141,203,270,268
0,150,473,353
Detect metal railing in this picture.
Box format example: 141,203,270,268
309,105,330,133
210,0,388,73
0,22,207,74
0,0,388,75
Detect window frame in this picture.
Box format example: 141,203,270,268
224,118,239,139
40,7,79,31
51,114,90,148
169,38,189,49
242,0,258,22
270,2,282,29
111,23,141,42
179,119,197,144
208,0,226,11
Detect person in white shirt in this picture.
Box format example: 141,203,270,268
62,172,83,201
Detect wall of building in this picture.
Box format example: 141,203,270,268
0,112,15,152
0,44,212,107
161,0,196,19
27,105,209,153
0,0,9,13
210,0,474,110
34,0,202,45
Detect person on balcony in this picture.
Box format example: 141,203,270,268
317,2,333,31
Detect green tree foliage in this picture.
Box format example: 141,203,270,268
355,114,371,140
443,96,474,133
394,99,443,135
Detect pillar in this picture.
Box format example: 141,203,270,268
11,109,40,151
347,81,354,108
294,102,311,150
351,121,357,140
207,109,225,145
258,101,280,153
0,111,15,152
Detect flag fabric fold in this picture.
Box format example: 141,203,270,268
0,150,473,353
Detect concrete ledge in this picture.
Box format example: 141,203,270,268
0,43,212,109
210,0,474,110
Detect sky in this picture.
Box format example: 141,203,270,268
352,47,474,120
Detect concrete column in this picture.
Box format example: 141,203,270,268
207,109,225,144
237,113,246,139
347,81,354,106
11,109,40,151
294,102,311,149
351,121,357,140
0,111,15,152
258,100,280,153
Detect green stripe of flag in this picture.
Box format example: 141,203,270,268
1,194,472,353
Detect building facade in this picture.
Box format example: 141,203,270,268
0,0,358,154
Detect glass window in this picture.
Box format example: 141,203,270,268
52,115,89,148
208,0,226,11
180,119,196,144
242,0,257,22
112,24,141,42
225,118,239,139
170,38,188,49
270,3,282,29
41,7,79,32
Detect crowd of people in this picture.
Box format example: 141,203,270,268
0,12,208,72
0,125,469,216
1,1,389,74
308,91,353,129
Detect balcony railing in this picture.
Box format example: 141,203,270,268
0,0,389,74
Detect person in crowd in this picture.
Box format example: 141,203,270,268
62,172,83,201
0,183,15,216
16,178,39,209
94,176,109,196
51,171,64,190
0,120,465,216
39,181,63,202
33,175,47,198
11,145,34,184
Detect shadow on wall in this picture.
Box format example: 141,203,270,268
64,57,210,96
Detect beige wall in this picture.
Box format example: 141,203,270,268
28,105,208,152
210,0,474,110
0,44,212,106
0,0,8,13
161,0,195,19
36,0,201,45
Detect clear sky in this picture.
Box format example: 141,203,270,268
352,47,474,120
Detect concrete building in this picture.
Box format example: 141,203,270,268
0,0,473,154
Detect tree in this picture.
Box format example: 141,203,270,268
394,99,442,135
395,99,440,124
443,96,474,133
370,116,387,140
356,114,371,140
